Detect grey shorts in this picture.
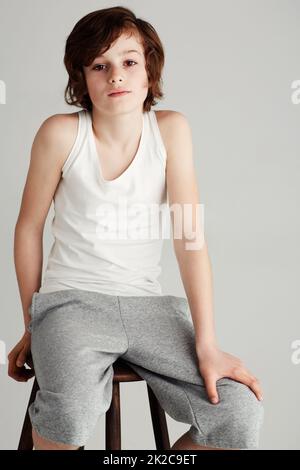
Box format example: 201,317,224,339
27,288,264,449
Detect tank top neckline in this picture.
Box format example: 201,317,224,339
86,109,146,184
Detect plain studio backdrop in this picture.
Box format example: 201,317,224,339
0,0,299,450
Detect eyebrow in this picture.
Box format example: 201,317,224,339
95,49,142,59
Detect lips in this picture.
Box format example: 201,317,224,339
108,90,130,96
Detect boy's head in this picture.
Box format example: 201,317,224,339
64,6,165,113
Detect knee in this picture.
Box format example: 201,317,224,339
32,427,80,450
218,379,264,449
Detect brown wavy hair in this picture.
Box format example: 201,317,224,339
64,6,165,112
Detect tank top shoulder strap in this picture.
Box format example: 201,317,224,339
61,109,89,177
147,109,167,163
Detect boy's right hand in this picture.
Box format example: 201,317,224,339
7,331,35,382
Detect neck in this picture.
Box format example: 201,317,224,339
90,107,145,149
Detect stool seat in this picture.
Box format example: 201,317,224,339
112,360,143,382
18,357,170,450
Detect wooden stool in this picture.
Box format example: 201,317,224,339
18,358,171,450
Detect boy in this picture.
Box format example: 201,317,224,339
8,6,264,450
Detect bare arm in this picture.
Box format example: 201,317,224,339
14,113,77,331
165,111,263,404
165,111,217,349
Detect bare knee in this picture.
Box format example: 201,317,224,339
32,427,80,450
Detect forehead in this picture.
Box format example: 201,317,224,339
96,31,144,58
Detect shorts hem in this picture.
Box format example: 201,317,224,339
187,427,252,450
30,418,89,448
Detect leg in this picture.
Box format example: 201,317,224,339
32,427,80,450
171,430,237,450
117,294,265,450
29,289,128,449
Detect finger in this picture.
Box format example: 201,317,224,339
16,351,27,367
231,369,263,401
7,357,19,379
23,368,35,381
203,373,219,404
8,352,33,381
8,364,25,381
14,365,35,382
245,376,263,401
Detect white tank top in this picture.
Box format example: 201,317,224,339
38,109,169,296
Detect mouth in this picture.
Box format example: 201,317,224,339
108,91,131,97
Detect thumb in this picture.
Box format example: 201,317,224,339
203,373,219,404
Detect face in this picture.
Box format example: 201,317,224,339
83,30,149,114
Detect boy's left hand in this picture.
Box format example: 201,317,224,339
195,345,263,404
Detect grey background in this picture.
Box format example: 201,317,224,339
1,0,299,450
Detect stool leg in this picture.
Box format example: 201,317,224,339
105,381,121,450
147,384,170,450
18,377,39,450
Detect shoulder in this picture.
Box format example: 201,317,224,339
33,111,80,167
154,109,189,124
37,111,79,141
153,110,191,155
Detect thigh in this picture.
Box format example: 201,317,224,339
29,289,127,385
28,288,128,446
119,294,202,384
119,294,264,449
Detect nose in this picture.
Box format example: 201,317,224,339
108,66,124,84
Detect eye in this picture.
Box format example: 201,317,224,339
92,60,137,71
92,64,106,71
125,60,137,67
